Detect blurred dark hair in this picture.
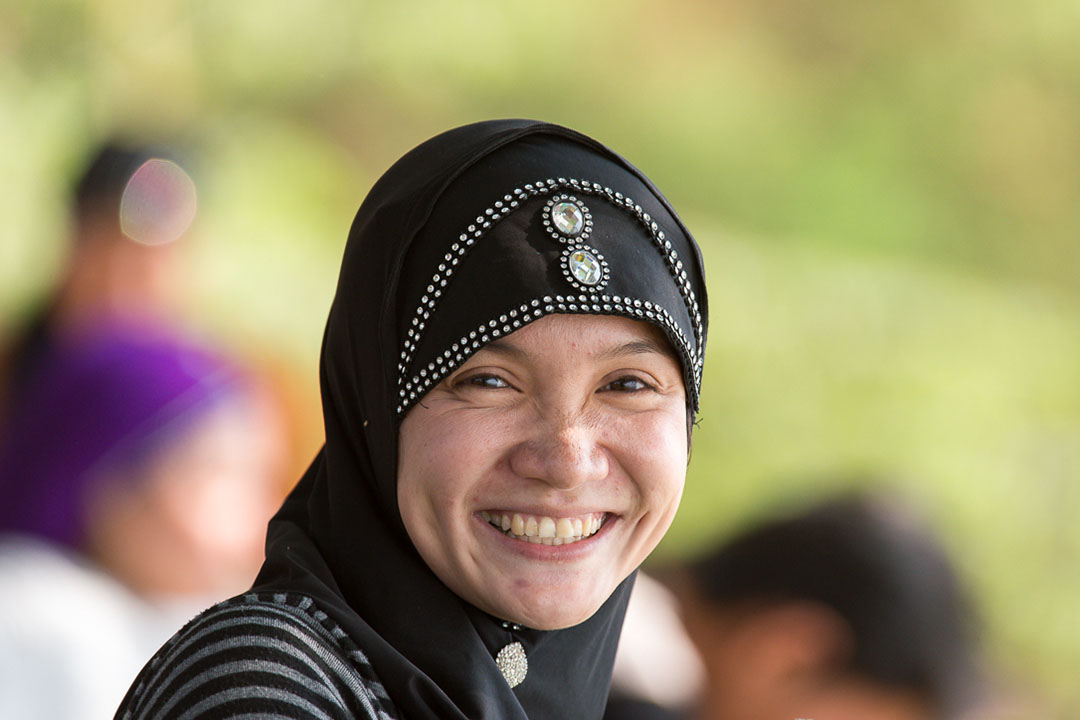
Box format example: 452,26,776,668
687,490,981,718
72,143,159,224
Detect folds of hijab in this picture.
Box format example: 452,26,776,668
0,323,238,549
252,119,709,719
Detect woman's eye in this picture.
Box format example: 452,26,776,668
459,374,510,390
601,376,654,393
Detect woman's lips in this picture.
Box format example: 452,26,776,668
479,510,608,546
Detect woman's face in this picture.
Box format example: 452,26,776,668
397,313,688,630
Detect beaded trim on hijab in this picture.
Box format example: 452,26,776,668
396,177,704,416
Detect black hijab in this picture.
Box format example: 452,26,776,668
252,120,708,719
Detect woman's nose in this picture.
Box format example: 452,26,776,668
508,411,609,490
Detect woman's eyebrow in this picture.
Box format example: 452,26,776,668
476,338,529,360
597,338,671,361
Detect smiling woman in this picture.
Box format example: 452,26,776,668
116,120,709,720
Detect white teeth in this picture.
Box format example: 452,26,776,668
484,511,606,546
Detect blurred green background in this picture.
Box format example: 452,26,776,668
2,0,1078,715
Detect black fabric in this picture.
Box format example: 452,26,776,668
603,695,691,720
249,120,709,720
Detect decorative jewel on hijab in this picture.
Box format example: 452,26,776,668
495,641,528,689
544,194,610,293
544,196,591,240
562,245,607,289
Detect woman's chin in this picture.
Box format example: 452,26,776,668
479,589,612,631
501,611,594,631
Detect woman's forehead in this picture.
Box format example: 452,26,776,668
471,313,679,363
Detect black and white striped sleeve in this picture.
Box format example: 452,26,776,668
116,594,398,720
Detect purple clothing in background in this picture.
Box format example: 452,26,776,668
0,323,238,550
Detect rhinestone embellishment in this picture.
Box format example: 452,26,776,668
560,244,609,292
543,194,592,243
495,641,528,688
565,246,609,291
568,249,601,285
545,194,608,293
551,201,584,236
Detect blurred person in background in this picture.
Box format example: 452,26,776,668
0,324,283,720
605,570,705,720
669,490,983,720
0,141,196,429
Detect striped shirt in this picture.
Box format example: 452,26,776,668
117,593,399,720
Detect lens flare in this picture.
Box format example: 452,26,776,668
119,158,197,246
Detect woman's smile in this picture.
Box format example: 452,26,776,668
479,509,608,546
